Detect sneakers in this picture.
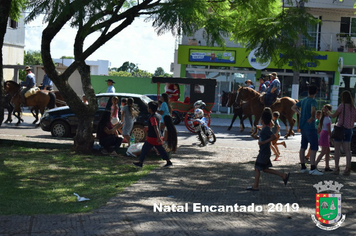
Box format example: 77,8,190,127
309,169,324,175
300,168,309,173
163,161,173,168
133,162,143,168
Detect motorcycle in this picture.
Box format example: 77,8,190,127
193,107,216,146
172,110,185,125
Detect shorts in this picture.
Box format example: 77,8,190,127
334,127,352,142
301,129,318,151
255,153,272,171
318,130,330,147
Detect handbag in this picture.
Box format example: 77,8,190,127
331,104,345,140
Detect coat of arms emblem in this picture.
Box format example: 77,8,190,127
311,181,346,230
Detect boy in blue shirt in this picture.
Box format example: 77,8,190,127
292,85,323,175
247,109,290,191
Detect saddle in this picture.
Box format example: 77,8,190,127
24,87,40,98
259,92,280,107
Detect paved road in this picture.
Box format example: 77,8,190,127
0,115,355,235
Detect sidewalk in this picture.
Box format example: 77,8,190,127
0,135,355,235
1,111,354,235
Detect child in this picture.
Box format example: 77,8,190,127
291,85,323,175
133,101,172,168
315,104,332,171
270,111,287,161
305,110,321,160
157,93,172,133
163,115,178,153
246,109,290,191
111,96,120,125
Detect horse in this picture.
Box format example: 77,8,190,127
30,90,66,124
2,93,16,124
5,80,65,125
235,86,299,139
224,91,254,133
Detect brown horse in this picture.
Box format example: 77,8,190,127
5,81,65,125
235,87,299,138
224,91,254,133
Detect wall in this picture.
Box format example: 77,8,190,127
91,76,183,99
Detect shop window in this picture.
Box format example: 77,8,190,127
340,17,356,37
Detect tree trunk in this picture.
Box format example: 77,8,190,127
0,0,13,126
72,62,97,154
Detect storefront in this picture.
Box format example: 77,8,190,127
177,45,340,113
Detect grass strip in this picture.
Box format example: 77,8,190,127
0,144,158,215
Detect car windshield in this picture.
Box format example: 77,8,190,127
141,95,153,104
97,96,110,109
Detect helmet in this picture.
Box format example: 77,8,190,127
194,108,204,118
194,100,206,109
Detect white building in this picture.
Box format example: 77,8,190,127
3,13,25,81
53,58,110,76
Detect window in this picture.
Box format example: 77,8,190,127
8,18,18,29
340,17,356,37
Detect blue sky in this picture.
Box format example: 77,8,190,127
25,16,176,74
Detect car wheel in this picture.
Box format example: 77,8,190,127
51,120,70,137
131,124,146,142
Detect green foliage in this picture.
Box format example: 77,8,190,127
9,0,28,21
154,67,165,76
117,61,138,73
0,145,157,215
108,70,132,77
24,50,43,65
232,3,320,71
60,56,75,59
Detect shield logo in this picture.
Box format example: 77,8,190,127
316,193,342,225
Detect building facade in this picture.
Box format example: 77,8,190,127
172,0,356,113
3,14,25,81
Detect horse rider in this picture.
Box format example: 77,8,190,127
20,66,36,105
264,72,281,107
40,67,53,91
245,79,255,89
258,76,269,93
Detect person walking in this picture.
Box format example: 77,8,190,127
157,93,172,133
292,85,323,175
315,104,333,172
328,90,356,175
246,109,290,191
271,111,287,161
133,101,172,168
121,97,139,146
106,79,116,93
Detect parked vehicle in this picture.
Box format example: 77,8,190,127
40,93,152,141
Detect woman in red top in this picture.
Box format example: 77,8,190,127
169,84,180,102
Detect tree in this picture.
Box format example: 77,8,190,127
60,56,74,59
231,0,319,99
154,67,165,77
117,61,139,74
108,70,132,77
25,0,281,152
0,0,28,126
